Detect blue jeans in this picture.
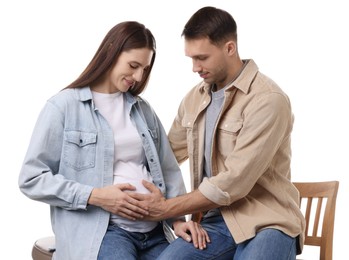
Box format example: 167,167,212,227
98,223,169,260
156,215,297,260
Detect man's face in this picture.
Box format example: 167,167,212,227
184,37,229,89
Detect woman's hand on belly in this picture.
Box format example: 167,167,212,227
88,183,150,220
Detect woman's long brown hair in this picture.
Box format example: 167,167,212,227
66,21,156,96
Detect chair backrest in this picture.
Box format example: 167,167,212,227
293,181,339,260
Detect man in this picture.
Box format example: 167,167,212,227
132,6,305,259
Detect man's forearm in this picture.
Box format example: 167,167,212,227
130,181,220,221
161,189,220,219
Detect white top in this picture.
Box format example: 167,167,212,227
92,91,156,232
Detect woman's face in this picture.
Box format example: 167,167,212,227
93,48,153,93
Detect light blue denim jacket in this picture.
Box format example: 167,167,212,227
19,87,186,260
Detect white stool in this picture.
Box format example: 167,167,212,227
32,236,55,260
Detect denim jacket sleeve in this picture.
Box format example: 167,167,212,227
18,97,93,210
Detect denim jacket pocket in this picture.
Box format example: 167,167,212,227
63,130,97,170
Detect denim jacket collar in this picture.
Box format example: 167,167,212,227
74,86,139,110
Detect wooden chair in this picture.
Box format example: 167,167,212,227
293,181,339,260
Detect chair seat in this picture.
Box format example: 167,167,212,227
32,236,55,260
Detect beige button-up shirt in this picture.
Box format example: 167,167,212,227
168,59,305,253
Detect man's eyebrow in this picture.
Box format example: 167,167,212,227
191,54,208,59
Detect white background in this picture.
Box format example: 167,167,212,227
1,0,348,259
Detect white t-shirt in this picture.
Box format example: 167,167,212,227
92,91,156,232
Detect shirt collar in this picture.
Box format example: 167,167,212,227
198,59,259,95
75,87,139,105
75,86,93,102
